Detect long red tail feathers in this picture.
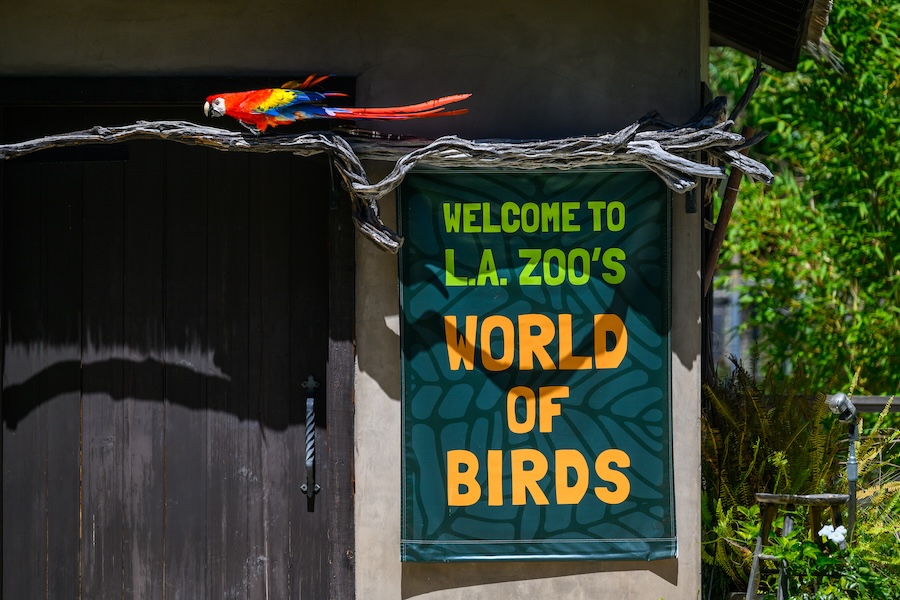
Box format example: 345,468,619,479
333,108,469,121
276,78,470,117
335,93,472,120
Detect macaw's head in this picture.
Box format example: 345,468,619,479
204,96,226,118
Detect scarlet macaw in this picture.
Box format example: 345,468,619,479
204,74,470,134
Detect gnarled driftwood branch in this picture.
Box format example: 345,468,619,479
0,115,772,253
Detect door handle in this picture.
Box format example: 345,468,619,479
300,375,321,498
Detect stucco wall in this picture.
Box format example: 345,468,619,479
1,1,704,597
358,176,702,600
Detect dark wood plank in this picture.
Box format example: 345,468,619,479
41,161,83,600
0,116,3,597
1,161,49,600
80,160,126,598
205,149,252,599
326,162,357,600
163,143,210,600
0,121,3,599
121,141,167,600
246,153,295,600
259,153,298,600
3,87,358,600
290,155,332,599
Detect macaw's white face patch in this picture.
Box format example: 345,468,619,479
204,97,226,118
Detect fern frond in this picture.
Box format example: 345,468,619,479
858,480,900,502
703,383,739,428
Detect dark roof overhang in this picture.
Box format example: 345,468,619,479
709,0,833,71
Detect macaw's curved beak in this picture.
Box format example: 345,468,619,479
203,101,212,117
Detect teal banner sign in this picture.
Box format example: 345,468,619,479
399,168,674,562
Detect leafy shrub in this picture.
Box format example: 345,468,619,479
702,357,845,587
702,359,900,597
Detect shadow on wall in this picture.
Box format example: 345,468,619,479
2,342,235,430
1,141,332,433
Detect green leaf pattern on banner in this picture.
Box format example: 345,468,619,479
400,168,674,562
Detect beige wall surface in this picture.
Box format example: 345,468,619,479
358,173,702,600
2,2,703,597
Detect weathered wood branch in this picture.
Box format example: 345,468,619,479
0,117,773,253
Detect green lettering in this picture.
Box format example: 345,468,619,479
463,203,479,232
588,201,606,232
562,202,580,232
568,248,591,285
602,248,626,284
502,202,520,233
543,249,566,286
540,202,559,233
483,202,501,233
518,249,542,285
521,203,539,233
443,203,462,233
477,249,501,286
444,248,470,286
608,201,625,231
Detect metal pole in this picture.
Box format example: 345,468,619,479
847,419,859,542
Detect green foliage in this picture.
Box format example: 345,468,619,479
764,529,900,600
710,0,900,394
702,360,900,597
701,357,845,586
851,397,900,578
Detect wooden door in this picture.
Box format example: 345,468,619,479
0,80,355,599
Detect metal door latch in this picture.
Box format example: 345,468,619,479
300,375,321,498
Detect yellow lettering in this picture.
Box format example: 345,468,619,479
487,449,504,506
444,315,477,370
555,449,590,504
511,449,549,505
480,315,515,371
445,313,629,372
448,447,632,507
594,449,631,505
559,314,592,369
538,386,566,432
447,450,481,506
506,386,536,435
518,313,556,370
593,314,628,369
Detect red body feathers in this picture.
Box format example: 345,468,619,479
204,76,470,133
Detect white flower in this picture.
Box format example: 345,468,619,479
818,524,847,543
